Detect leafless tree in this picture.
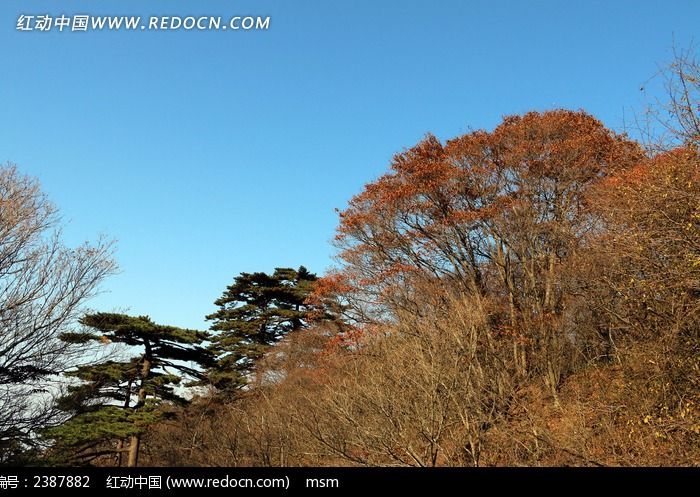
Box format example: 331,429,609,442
0,163,116,457
638,44,700,151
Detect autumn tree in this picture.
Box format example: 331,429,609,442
324,110,642,403
46,314,214,466
585,145,700,438
0,164,115,462
206,266,317,391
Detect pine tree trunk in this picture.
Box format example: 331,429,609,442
127,436,140,468
128,353,151,467
115,379,133,467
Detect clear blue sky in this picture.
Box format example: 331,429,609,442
1,0,697,330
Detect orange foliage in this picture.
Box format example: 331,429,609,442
331,110,643,329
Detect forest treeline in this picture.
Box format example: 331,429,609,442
1,51,699,467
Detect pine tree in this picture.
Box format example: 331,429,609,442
206,266,317,391
45,313,214,466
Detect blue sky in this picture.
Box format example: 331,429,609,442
0,0,697,330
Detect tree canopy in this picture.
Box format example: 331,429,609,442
206,266,318,391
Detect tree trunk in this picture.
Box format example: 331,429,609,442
543,251,556,311
128,348,151,467
115,379,133,467
127,434,140,468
